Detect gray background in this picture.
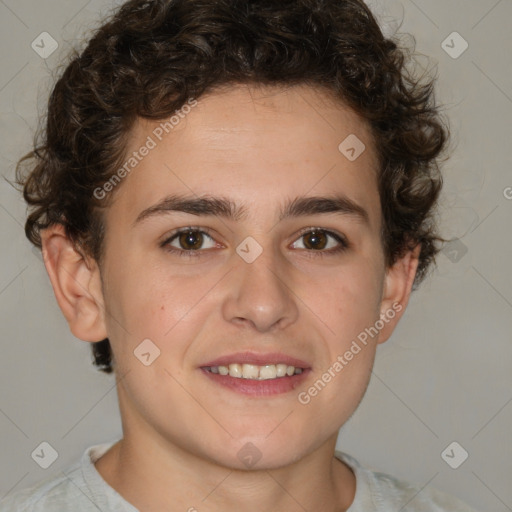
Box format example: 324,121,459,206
0,1,511,510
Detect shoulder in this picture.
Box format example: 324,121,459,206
335,451,479,512
0,463,89,512
0,441,127,512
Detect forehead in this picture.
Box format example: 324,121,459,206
106,84,381,229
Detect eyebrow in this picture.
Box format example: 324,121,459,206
133,193,370,227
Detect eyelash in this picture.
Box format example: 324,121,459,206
160,226,349,259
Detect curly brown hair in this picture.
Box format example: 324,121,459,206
14,0,448,373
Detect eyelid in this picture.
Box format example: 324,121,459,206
293,226,348,245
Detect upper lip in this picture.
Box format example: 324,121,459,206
201,351,311,369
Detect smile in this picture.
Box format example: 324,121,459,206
205,363,304,380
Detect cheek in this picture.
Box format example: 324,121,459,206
107,258,182,325
318,261,384,401
322,262,384,339
99,261,167,358
105,266,216,363
300,271,382,420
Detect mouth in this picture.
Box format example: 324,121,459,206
205,363,304,380
200,352,311,396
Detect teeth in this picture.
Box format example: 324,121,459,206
242,364,259,379
228,363,242,378
276,363,288,377
209,363,304,380
259,365,276,380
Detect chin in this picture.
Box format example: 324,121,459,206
197,433,312,471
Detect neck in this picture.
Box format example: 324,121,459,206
95,432,355,512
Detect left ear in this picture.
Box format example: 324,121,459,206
377,243,421,344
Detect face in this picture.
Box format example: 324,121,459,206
94,84,400,469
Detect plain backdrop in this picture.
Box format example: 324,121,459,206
1,1,511,510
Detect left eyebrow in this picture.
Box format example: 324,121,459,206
132,193,370,227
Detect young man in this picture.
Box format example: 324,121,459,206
3,0,477,510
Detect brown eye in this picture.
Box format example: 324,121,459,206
162,228,217,255
302,230,328,250
291,228,348,255
178,230,204,250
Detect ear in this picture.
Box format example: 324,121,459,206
40,223,108,342
377,243,421,344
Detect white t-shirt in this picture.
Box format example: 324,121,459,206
0,440,477,511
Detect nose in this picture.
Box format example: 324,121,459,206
221,243,299,332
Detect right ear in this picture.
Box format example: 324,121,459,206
40,223,108,342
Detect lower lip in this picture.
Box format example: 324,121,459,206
200,368,310,396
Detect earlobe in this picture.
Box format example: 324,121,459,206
40,223,108,342
377,244,421,344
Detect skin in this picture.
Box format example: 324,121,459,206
41,83,419,512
